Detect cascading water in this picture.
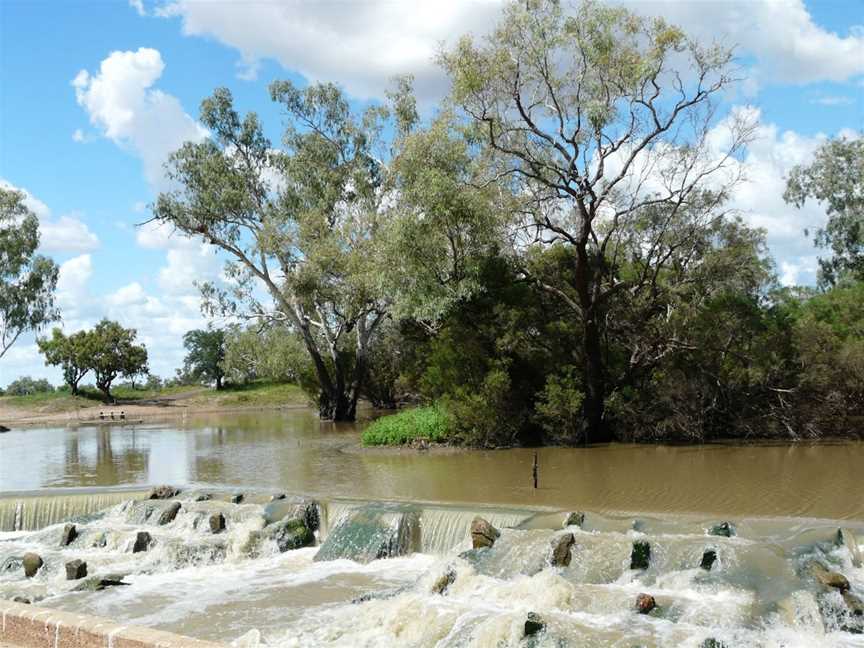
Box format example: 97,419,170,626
0,489,150,531
0,490,862,647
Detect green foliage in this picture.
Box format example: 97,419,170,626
535,367,585,443
37,328,94,394
5,375,54,396
0,188,59,358
221,324,311,386
361,405,451,446
785,136,864,286
88,320,149,401
183,328,226,389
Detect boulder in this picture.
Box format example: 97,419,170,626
564,512,585,528
549,533,576,567
263,498,320,532
807,561,850,592
132,531,152,553
630,541,651,570
708,522,735,538
149,485,180,500
65,559,87,580
231,493,245,504
700,549,717,571
524,612,545,637
273,518,314,552
209,512,226,534
73,574,129,592
60,523,78,547
158,501,181,525
470,517,500,549
22,553,43,578
194,493,213,502
271,493,287,501
0,425,10,432
837,528,863,568
635,593,656,614
315,506,419,563
431,568,457,595
11,596,30,604
844,591,864,617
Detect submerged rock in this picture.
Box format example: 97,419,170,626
60,523,78,547
807,561,850,592
73,574,129,592
524,612,545,637
92,532,107,548
22,553,43,578
631,541,651,570
549,532,576,567
11,596,30,604
149,485,180,500
194,493,213,502
635,593,656,614
431,568,457,595
314,506,419,563
209,512,226,534
700,549,717,571
0,425,10,432
708,521,735,538
843,591,864,617
701,640,727,648
158,501,182,525
271,493,287,501
263,498,320,531
470,517,500,549
837,528,863,568
231,493,245,504
133,531,152,553
273,518,314,552
65,559,87,580
564,512,585,528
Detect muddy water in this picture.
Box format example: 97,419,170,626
1,411,863,519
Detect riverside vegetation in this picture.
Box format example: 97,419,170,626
2,0,862,447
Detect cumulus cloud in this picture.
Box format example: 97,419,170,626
0,179,100,254
157,0,863,99
810,95,855,107
72,47,208,189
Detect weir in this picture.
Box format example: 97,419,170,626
0,489,150,532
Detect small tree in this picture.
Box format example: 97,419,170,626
5,376,54,396
182,328,226,389
37,328,94,395
1,188,59,358
88,320,148,401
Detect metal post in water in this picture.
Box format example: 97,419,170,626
532,452,538,489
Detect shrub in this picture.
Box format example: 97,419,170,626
5,376,54,396
361,404,451,446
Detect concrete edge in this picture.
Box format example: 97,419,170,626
0,600,227,648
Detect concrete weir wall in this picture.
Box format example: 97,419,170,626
0,600,226,648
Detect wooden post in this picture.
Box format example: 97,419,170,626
532,451,538,489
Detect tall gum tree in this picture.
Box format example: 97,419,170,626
440,0,755,442
153,83,394,421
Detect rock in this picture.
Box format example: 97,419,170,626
837,528,863,568
630,541,651,570
701,640,727,648
12,596,30,604
194,493,213,502
158,501,181,525
315,506,419,563
149,485,180,500
807,561,850,592
549,532,576,567
431,568,457,595
564,512,585,528
92,532,107,548
273,518,315,552
470,517,500,549
65,559,88,580
72,575,129,592
22,553,43,578
844,591,864,617
708,521,735,538
60,523,78,547
0,425,10,432
635,593,656,614
700,549,717,571
271,493,287,501
524,612,545,637
231,493,245,504
263,498,320,532
209,512,226,534
132,531,152,553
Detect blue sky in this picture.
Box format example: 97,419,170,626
1,0,862,384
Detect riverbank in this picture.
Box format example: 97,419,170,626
0,382,309,429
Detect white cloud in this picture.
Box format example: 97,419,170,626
0,179,100,254
129,0,146,16
56,254,94,317
73,47,208,189
810,95,855,107
72,128,86,142
158,0,864,100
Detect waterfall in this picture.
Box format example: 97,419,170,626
0,490,150,531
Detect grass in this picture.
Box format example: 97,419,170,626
185,381,308,408
361,404,452,446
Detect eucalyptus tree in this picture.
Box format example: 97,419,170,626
153,83,396,420
0,188,59,359
784,135,864,286
440,0,755,442
89,319,148,401
182,328,226,389
37,328,94,395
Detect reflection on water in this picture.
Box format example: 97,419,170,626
1,410,863,519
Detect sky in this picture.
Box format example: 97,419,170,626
0,0,862,385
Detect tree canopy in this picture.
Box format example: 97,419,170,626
182,328,226,389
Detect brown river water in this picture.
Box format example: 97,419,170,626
1,411,863,647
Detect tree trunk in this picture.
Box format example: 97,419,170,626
215,374,223,390
582,312,611,444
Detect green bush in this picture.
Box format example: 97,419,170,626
361,405,451,446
